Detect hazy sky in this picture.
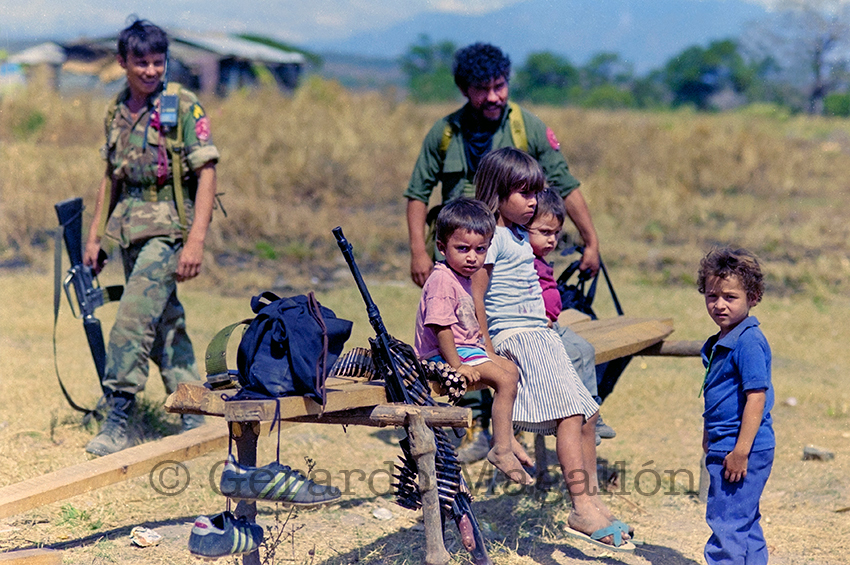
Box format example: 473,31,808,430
0,0,528,44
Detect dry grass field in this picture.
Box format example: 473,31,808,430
1,81,849,563
4,79,850,295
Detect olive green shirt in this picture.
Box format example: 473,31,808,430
404,102,580,204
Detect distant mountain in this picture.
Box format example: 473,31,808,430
306,0,769,74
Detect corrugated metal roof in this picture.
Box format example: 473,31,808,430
8,42,66,65
169,30,305,65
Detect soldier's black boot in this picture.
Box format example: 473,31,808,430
85,392,135,457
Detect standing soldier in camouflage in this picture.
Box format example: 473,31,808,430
82,19,220,456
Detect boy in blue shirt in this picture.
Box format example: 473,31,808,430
697,247,774,565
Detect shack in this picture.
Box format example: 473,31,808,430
6,30,305,97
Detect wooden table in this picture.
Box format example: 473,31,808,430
162,314,693,564
0,315,699,564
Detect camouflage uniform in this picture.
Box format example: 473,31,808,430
101,84,220,395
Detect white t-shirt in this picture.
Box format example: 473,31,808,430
484,225,548,337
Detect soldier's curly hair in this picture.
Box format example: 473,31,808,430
697,247,764,304
452,43,511,90
118,18,168,60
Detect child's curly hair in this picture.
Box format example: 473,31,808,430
697,247,764,304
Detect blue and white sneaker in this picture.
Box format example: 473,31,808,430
219,455,342,507
188,511,263,560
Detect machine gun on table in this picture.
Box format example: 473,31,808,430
333,226,491,565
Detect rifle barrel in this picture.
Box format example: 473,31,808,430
332,227,387,336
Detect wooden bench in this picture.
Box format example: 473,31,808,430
161,314,695,564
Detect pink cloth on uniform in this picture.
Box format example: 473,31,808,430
534,256,561,323
414,263,485,360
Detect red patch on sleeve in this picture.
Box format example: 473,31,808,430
195,117,210,142
546,127,560,151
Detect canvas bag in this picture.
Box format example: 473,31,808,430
204,291,352,408
235,291,353,405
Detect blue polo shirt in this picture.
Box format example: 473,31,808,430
701,316,775,453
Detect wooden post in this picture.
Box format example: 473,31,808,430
407,412,450,565
231,421,261,565
0,549,61,564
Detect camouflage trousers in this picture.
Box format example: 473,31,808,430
102,236,199,396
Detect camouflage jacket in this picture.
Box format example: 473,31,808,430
102,84,220,246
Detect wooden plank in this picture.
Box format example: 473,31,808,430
0,422,229,520
638,340,703,357
557,308,592,326
370,404,471,428
172,317,678,418
164,382,227,416
165,378,389,421
224,381,388,422
0,549,61,565
570,317,674,364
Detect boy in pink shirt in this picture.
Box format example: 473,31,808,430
414,198,533,485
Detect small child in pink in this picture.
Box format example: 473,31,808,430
414,198,533,485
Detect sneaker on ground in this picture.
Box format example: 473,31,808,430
596,415,617,439
219,455,342,506
188,511,263,560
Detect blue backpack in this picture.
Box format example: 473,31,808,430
206,291,352,407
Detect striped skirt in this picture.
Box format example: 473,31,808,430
493,327,599,435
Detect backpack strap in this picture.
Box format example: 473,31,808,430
96,95,123,239
507,101,528,152
205,319,251,388
438,101,528,159
305,291,330,410
164,82,188,240
438,122,454,159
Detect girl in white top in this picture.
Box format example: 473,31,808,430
472,147,633,552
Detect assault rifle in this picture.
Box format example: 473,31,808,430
54,197,123,418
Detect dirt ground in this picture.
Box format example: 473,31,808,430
1,271,848,564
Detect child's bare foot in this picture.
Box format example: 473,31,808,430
511,435,534,467
487,446,534,485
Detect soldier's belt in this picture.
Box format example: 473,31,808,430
122,183,188,203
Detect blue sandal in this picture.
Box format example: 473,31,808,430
564,524,636,553
611,519,634,537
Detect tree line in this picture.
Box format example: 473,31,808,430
400,0,850,116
